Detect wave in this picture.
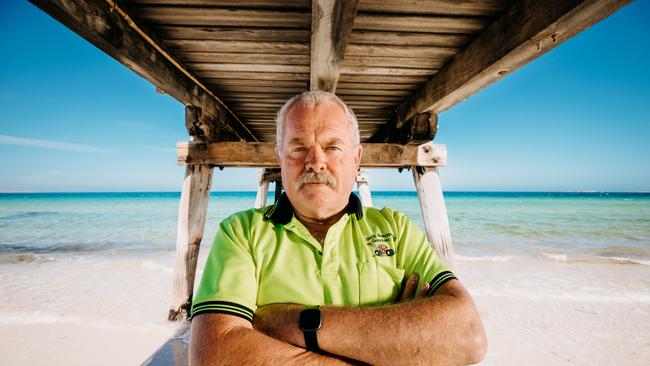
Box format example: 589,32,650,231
455,253,650,266
539,252,650,266
0,211,58,220
455,254,517,263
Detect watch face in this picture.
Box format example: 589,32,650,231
299,308,322,331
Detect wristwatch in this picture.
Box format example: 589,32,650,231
299,306,322,352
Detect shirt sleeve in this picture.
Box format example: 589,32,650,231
191,215,258,323
394,211,457,296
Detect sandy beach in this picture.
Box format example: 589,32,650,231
1,248,648,365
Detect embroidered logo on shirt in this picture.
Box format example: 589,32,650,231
365,233,396,257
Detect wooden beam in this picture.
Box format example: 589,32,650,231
30,0,256,142
177,141,446,168
310,0,360,92
168,164,213,321
393,0,632,129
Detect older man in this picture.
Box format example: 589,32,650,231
189,91,486,365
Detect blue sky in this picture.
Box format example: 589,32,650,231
1,1,648,192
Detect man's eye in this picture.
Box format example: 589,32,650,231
327,146,341,151
293,146,306,152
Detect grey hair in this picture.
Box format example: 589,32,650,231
275,90,360,150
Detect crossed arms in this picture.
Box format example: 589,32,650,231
189,275,487,365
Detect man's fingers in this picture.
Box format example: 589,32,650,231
417,282,430,299
398,273,419,302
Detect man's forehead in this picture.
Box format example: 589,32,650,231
283,103,352,138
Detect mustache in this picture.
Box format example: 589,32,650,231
294,171,337,191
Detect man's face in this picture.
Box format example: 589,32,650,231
277,102,362,220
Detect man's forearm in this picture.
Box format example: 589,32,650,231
190,314,357,365
254,281,486,366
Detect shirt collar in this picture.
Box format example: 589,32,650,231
264,192,363,225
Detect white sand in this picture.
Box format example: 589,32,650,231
1,250,649,365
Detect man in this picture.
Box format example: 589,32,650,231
190,91,486,365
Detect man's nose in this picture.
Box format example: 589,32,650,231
305,145,327,171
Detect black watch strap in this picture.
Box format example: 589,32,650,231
304,329,320,352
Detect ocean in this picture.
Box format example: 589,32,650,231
1,191,649,365
1,191,649,266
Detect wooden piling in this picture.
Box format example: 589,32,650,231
412,166,456,269
168,164,213,321
356,169,373,207
254,168,270,208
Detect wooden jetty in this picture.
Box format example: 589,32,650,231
30,1,632,364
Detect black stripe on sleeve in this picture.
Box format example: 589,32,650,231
427,271,458,296
190,309,253,323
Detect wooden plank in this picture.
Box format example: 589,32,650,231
141,323,189,366
412,166,456,269
177,141,446,168
188,63,310,73
338,74,430,84
335,82,416,91
198,71,309,81
165,39,310,54
129,0,310,8
30,0,256,142
340,66,438,76
343,56,447,69
354,12,489,33
394,0,633,128
208,79,308,88
346,44,458,58
157,26,310,41
310,0,360,92
350,30,469,47
132,7,310,28
359,0,511,16
168,164,213,321
175,52,309,65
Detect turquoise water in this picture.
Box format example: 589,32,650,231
1,192,649,264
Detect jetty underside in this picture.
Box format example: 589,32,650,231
30,1,631,364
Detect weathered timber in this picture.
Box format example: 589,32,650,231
371,111,438,144
30,0,255,142
189,63,310,73
350,30,469,47
156,26,310,42
310,0,360,92
165,40,310,55
355,170,373,207
132,6,310,28
177,141,446,168
343,56,447,70
254,169,271,209
393,0,633,128
129,0,310,8
346,44,458,58
168,164,213,321
412,166,455,270
176,53,309,65
359,0,512,16
354,12,489,33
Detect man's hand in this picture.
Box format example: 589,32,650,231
397,272,430,303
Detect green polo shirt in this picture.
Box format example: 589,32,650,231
191,193,456,323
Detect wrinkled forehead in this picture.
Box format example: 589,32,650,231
283,102,353,142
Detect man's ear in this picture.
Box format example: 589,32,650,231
354,144,363,168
